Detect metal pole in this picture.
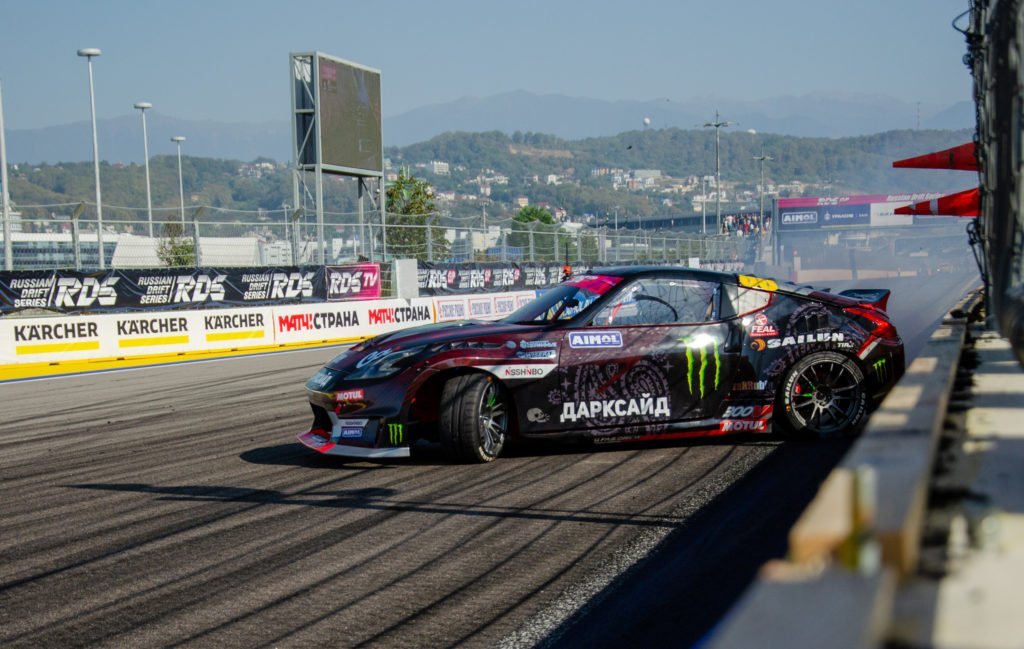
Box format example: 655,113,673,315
315,164,325,264
380,177,387,261
71,202,85,270
715,123,721,233
79,49,106,269
0,81,12,271
703,110,734,236
357,179,365,258
134,102,154,237
72,215,81,270
754,147,773,234
701,176,707,235
192,210,202,267
172,137,186,226
426,216,433,261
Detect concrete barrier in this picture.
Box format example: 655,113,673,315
708,286,984,648
0,290,538,381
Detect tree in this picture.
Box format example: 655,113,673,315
508,205,560,260
385,169,449,261
157,222,196,267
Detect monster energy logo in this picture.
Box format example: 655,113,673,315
682,337,721,399
387,423,404,445
873,358,887,380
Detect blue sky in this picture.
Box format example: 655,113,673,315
1,0,973,130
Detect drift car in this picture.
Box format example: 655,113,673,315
300,266,904,462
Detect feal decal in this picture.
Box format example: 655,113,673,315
680,333,721,399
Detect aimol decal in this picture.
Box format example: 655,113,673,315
277,310,360,332
568,331,622,348
368,305,432,325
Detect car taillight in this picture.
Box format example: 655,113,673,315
844,306,897,340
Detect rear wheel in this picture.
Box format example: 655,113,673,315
778,352,867,437
439,374,508,463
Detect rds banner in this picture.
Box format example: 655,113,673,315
0,264,381,315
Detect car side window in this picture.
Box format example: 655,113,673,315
719,284,772,319
592,278,720,326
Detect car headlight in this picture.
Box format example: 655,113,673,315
346,347,423,380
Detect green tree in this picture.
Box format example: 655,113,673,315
157,222,196,267
508,205,560,260
385,169,449,261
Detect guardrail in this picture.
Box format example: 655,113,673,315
708,287,984,649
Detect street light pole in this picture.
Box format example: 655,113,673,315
701,175,707,235
0,80,13,271
78,47,105,269
753,147,773,233
134,102,154,237
703,110,735,235
171,136,186,227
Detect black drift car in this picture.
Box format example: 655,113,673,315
301,266,904,462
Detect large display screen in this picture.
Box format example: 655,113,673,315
317,55,382,175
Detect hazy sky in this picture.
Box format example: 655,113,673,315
1,0,973,130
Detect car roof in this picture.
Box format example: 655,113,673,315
588,265,739,284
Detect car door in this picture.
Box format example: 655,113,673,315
551,276,740,435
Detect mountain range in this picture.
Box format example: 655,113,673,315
4,90,974,165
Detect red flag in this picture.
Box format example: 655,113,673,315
892,142,977,171
894,187,979,217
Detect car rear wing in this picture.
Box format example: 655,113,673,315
837,288,892,311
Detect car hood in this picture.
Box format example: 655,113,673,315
327,320,546,370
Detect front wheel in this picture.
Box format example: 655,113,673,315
777,352,867,438
439,374,509,463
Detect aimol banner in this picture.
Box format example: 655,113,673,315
777,193,948,231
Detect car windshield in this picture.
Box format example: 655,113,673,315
501,275,623,324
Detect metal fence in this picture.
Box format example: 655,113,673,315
1,202,756,271
967,0,1024,363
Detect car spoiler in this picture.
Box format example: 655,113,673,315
837,288,891,311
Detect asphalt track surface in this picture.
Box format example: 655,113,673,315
0,268,980,649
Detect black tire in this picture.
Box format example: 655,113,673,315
439,373,509,463
777,352,867,438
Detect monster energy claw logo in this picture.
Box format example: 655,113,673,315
387,423,404,445
681,336,721,399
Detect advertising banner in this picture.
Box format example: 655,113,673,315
418,261,582,296
0,306,275,364
432,291,537,322
778,193,948,231
0,264,382,315
325,263,381,301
